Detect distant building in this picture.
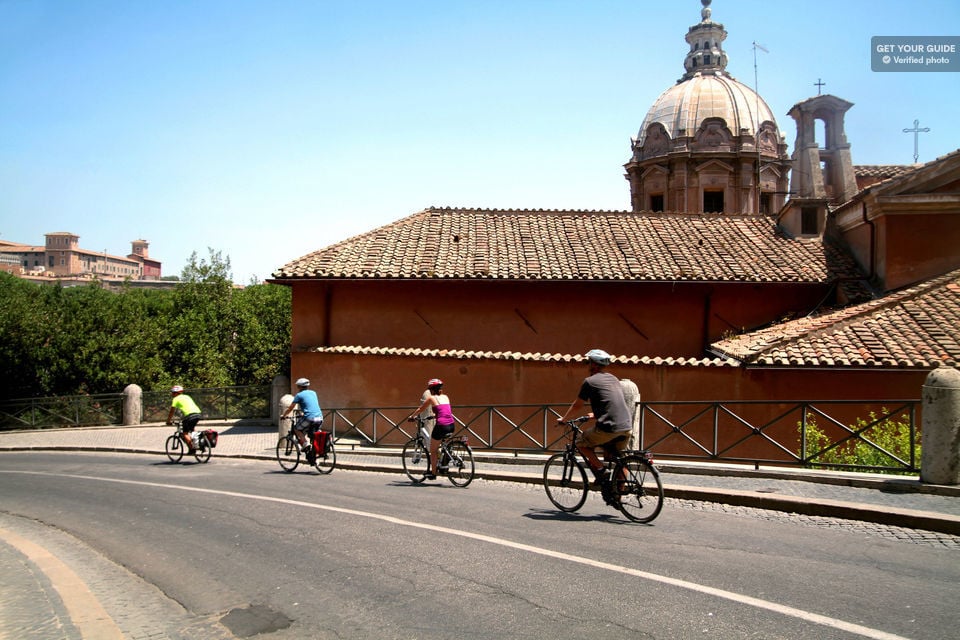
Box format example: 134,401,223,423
0,233,162,281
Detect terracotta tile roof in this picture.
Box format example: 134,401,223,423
273,208,868,287
841,149,960,210
709,268,960,369
854,165,918,181
300,344,735,368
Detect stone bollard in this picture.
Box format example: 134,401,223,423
278,394,294,438
271,374,290,427
620,379,640,449
122,384,142,426
921,366,960,485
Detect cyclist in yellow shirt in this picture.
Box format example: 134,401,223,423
166,385,203,452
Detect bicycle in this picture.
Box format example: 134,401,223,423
401,416,475,487
276,411,336,474
164,417,212,464
543,416,664,523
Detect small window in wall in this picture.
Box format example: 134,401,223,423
48,256,54,267
650,194,664,212
704,54,711,64
759,193,772,215
801,207,819,234
703,190,724,213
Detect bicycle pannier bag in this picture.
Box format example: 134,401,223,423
203,429,219,447
312,430,329,453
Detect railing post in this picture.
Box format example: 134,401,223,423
271,375,290,427
921,366,960,485
122,384,142,426
278,394,294,438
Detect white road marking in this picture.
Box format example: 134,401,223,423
3,471,912,640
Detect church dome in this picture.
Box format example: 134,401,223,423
635,73,777,151
631,0,782,158
624,1,791,216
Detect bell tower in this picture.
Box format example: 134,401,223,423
780,94,858,237
787,94,858,204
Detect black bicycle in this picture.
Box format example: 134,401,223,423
402,416,475,487
544,416,664,523
276,411,336,474
165,417,212,464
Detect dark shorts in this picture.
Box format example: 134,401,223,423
182,413,201,433
431,422,455,441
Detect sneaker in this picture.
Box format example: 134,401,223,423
424,473,436,480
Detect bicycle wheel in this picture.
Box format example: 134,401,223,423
193,434,212,463
314,439,336,474
543,452,588,512
614,454,664,523
276,435,300,472
401,437,429,483
165,435,184,463
444,440,475,488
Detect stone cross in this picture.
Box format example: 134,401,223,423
902,119,930,163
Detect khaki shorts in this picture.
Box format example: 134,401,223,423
580,425,630,452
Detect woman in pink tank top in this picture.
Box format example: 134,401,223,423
408,378,456,480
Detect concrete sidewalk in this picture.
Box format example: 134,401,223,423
2,420,960,535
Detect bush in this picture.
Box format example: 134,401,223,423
801,409,920,474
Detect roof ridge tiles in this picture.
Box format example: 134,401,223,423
303,345,734,367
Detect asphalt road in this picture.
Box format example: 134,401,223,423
1,452,957,640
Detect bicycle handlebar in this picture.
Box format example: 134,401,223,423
559,415,591,432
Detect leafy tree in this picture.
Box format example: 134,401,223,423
0,273,57,397
161,249,236,387
0,247,291,401
228,283,291,385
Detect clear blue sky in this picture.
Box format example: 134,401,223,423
2,0,958,283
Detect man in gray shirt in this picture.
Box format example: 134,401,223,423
557,349,632,490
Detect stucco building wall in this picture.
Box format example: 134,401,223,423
291,280,832,359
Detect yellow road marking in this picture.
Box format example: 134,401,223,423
0,526,125,640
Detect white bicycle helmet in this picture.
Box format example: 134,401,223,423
295,377,310,387
170,385,184,393
585,349,612,366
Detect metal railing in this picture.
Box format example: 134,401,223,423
1,392,922,473
0,385,271,430
142,386,271,423
322,404,571,451
324,399,921,474
0,393,124,429
636,400,920,474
